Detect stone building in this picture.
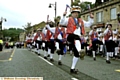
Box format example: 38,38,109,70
19,32,26,41
80,0,120,32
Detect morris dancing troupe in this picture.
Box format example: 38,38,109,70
25,5,120,74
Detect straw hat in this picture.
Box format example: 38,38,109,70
37,28,42,31
71,6,81,13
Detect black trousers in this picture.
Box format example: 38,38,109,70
56,39,65,55
41,41,47,51
67,34,80,57
48,40,55,54
92,39,103,51
36,40,42,49
105,40,115,52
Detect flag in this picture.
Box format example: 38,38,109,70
66,4,70,8
65,4,70,11
47,15,49,22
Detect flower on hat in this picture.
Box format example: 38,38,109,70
71,6,81,13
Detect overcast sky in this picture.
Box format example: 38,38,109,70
0,0,95,29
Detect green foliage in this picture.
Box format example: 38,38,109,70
2,28,24,41
69,1,95,18
71,0,80,7
54,16,61,25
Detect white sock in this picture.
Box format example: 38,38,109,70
44,51,47,57
115,47,118,56
111,52,113,57
100,45,103,51
30,45,32,49
110,52,113,57
106,52,110,60
50,53,53,59
70,50,72,54
71,56,79,69
59,55,62,61
48,48,51,55
92,51,95,58
38,49,41,54
37,44,39,49
28,44,30,48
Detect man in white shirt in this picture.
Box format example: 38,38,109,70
48,6,94,74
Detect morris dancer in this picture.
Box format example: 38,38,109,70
45,21,56,62
60,6,94,74
104,24,113,63
54,22,67,65
26,33,32,50
34,29,42,55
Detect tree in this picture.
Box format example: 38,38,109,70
71,0,81,7
95,0,102,6
54,16,61,25
22,22,31,30
2,28,24,41
70,0,95,18
22,22,32,34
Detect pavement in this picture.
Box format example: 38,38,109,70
0,48,14,61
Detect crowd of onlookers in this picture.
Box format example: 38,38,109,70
4,41,24,49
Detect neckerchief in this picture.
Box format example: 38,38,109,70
73,18,82,34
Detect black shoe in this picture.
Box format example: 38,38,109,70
35,52,38,54
47,55,50,57
58,61,62,65
70,69,78,74
106,60,111,64
44,57,47,59
93,57,96,61
38,54,40,56
50,59,54,62
56,50,60,54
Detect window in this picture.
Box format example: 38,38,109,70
87,15,90,21
111,8,117,19
96,11,103,22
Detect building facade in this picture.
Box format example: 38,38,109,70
80,0,120,32
19,32,26,42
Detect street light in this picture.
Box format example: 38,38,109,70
48,2,57,27
0,17,7,31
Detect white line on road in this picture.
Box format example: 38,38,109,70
38,56,53,66
71,78,79,80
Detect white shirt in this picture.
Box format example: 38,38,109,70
60,16,94,36
37,34,41,41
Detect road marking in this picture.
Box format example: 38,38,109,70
38,56,53,66
8,48,16,61
0,59,9,62
0,48,16,62
115,69,120,72
71,78,79,80
10,48,16,58
9,58,12,61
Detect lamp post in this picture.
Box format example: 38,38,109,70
0,17,7,31
49,2,57,27
0,17,7,38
